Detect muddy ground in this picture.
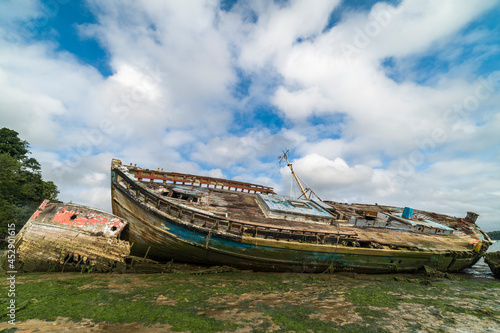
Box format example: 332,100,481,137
0,265,499,332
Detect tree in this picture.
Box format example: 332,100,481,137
488,231,500,240
0,154,21,234
0,128,30,161
0,128,59,243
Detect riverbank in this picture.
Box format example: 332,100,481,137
1,267,499,332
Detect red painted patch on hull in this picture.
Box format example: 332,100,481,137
53,208,108,226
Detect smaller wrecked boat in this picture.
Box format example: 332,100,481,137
484,252,500,279
5,200,131,273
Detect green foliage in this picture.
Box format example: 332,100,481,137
42,181,59,200
487,231,500,240
0,128,59,242
0,128,29,161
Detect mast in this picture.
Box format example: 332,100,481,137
279,150,322,202
280,150,310,200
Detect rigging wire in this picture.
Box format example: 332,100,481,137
265,156,283,188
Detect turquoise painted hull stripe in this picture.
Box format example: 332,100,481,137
163,219,406,267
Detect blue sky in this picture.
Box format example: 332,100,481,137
1,0,499,230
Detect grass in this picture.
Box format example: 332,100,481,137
3,274,236,332
0,271,499,332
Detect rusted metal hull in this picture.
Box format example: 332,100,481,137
5,200,131,273
484,251,500,278
111,159,490,273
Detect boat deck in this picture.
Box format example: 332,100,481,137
130,180,480,253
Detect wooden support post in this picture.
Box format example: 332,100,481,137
61,254,72,272
142,246,151,263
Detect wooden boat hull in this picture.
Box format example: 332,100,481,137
484,252,500,279
111,162,487,273
5,200,131,273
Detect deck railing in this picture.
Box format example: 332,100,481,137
128,168,274,194
114,168,359,246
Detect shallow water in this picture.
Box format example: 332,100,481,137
461,240,499,279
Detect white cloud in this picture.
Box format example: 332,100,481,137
236,0,340,69
0,42,105,151
0,0,40,29
288,154,373,187
369,0,498,58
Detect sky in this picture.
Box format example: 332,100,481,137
0,0,499,231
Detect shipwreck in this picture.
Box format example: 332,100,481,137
5,200,131,273
110,155,491,273
484,251,500,279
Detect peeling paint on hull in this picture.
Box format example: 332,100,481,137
5,200,131,273
111,159,490,273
